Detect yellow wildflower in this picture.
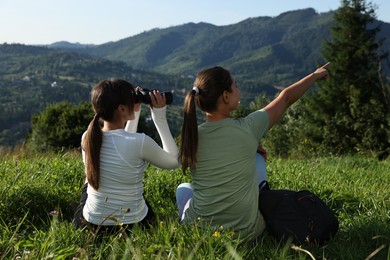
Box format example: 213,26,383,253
213,231,221,238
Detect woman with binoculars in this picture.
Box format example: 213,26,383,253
73,79,179,234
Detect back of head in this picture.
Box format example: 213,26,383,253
91,79,136,120
180,66,233,172
194,66,233,113
84,78,136,190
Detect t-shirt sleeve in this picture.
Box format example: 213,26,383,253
81,131,87,164
150,106,178,156
124,110,141,133
243,109,269,141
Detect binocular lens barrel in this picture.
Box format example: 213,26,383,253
134,89,173,105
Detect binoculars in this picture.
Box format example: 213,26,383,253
134,89,173,105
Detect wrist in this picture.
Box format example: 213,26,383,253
151,106,167,119
310,72,320,81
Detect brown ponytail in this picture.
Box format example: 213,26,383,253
83,114,102,190
180,90,199,172
179,67,233,173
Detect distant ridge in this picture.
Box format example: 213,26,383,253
48,41,96,49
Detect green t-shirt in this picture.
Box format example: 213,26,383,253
183,109,269,240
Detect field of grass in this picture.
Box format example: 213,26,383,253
0,151,389,259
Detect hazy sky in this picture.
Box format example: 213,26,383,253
1,0,389,45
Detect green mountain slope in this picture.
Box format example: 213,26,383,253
0,44,184,147
1,8,389,147
81,9,331,83
72,8,389,102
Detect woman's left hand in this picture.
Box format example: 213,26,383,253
134,86,142,112
149,90,166,109
257,144,268,160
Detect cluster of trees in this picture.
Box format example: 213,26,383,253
23,0,390,159
262,0,390,159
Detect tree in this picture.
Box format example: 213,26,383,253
302,0,390,159
28,102,94,151
28,101,167,152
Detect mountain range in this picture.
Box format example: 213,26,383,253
1,8,390,147
48,8,390,92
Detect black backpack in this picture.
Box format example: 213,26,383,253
258,185,339,245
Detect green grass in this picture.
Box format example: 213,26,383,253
0,152,389,259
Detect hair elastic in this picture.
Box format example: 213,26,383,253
94,113,101,120
192,86,199,95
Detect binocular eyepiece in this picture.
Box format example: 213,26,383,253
134,89,173,105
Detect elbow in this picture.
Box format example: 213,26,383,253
167,160,181,170
173,157,181,169
167,155,181,169
280,89,296,108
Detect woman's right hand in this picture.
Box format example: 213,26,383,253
313,62,331,81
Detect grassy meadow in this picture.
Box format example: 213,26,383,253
0,150,389,259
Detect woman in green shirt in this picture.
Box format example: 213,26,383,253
177,64,330,241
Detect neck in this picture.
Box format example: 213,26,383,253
102,120,124,131
206,111,230,122
206,97,232,122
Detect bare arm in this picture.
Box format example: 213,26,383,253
264,63,330,129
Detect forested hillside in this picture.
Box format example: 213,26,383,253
1,8,389,148
80,8,332,80
0,44,187,147
52,8,390,102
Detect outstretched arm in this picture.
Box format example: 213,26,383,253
264,63,330,129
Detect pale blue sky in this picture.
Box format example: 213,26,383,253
1,0,389,45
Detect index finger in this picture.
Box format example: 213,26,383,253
321,62,331,69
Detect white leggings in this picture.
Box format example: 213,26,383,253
175,153,267,221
